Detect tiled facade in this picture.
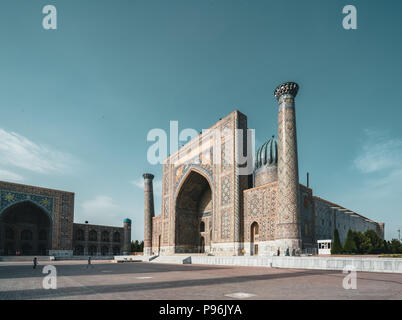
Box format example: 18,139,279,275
0,181,131,256
144,82,384,256
72,223,125,256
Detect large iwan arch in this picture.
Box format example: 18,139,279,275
0,201,52,255
174,170,213,253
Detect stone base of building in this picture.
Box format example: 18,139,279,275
152,240,302,257
48,250,73,257
242,239,301,256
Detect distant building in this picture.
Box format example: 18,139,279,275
143,82,384,256
0,181,131,256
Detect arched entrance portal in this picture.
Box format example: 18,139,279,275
175,170,213,253
0,201,52,256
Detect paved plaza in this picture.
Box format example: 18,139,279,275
0,260,401,300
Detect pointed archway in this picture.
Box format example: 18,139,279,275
0,201,52,255
250,221,259,256
174,170,213,253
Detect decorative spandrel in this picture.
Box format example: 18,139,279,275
0,190,54,217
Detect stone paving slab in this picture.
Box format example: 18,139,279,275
0,261,401,300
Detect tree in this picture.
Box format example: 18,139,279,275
130,240,144,252
331,229,343,254
383,240,389,254
364,229,384,254
343,230,357,254
352,231,366,254
390,239,402,254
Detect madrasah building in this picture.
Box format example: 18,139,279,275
142,82,384,256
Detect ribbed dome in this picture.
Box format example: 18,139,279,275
255,136,278,169
123,218,132,223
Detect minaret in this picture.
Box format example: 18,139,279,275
123,218,132,254
274,82,301,254
143,173,155,255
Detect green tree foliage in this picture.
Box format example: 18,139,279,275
337,229,402,255
130,240,144,252
389,239,402,254
352,231,366,254
364,229,384,254
330,229,401,255
343,229,357,253
331,229,343,254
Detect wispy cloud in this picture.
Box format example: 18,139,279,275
80,195,127,226
353,129,402,174
350,129,402,240
0,169,24,182
0,128,78,175
130,177,162,196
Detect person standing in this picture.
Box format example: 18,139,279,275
33,257,38,269
87,256,92,269
277,248,280,256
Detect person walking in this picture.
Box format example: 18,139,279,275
277,248,280,256
33,257,38,269
87,256,93,269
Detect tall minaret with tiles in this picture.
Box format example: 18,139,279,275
274,82,302,254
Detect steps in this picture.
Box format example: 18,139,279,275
0,256,50,262
148,255,192,264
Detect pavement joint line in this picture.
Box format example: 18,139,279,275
224,292,257,299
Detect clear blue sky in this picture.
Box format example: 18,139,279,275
0,0,401,241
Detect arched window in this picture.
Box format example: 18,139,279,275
113,231,120,242
89,230,98,241
74,245,84,255
101,231,110,242
101,246,109,255
250,222,259,242
113,246,120,255
88,245,97,256
21,230,33,241
76,229,85,241
200,221,205,232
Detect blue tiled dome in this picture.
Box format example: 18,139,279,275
123,218,132,223
255,136,278,169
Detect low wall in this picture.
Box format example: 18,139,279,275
53,255,114,261
189,256,402,273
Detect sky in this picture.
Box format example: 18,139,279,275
0,0,401,241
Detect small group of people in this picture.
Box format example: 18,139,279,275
32,256,94,269
277,247,296,256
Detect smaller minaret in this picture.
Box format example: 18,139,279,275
123,218,132,254
143,173,155,255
